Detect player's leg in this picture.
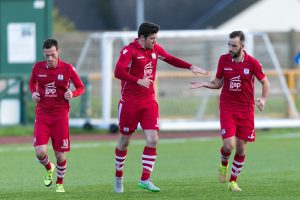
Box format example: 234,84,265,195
137,129,160,192
35,145,55,186
51,117,70,193
114,100,138,193
228,112,254,192
34,117,54,187
54,151,67,192
219,110,236,183
219,137,235,183
228,138,246,192
138,100,160,192
114,134,131,193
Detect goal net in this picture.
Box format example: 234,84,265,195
70,30,300,131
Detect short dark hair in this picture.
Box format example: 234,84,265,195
43,38,59,50
138,22,160,38
229,31,245,42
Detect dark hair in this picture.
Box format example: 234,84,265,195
43,38,59,50
138,22,160,38
229,31,245,42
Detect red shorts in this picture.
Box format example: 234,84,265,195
118,99,159,135
220,109,255,142
33,116,70,152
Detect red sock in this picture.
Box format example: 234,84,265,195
115,148,127,177
141,146,157,181
37,155,52,170
56,160,67,184
229,153,245,182
220,147,231,166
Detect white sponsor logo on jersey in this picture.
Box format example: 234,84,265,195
224,68,233,71
38,74,47,77
143,62,153,78
58,74,64,80
229,75,241,91
45,82,57,97
137,56,145,59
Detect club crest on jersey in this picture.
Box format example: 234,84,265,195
244,68,249,75
58,74,64,80
151,53,156,59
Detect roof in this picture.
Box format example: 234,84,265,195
53,0,258,31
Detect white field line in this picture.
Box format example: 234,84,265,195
0,133,299,153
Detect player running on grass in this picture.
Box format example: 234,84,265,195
29,39,85,192
190,31,270,192
113,22,208,193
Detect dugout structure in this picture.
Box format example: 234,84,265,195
71,30,300,131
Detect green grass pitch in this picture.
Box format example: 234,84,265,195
0,131,299,199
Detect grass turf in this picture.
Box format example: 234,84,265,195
0,130,299,199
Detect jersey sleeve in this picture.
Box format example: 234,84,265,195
29,64,37,93
215,56,224,79
114,46,139,83
156,44,192,69
253,59,266,81
69,66,85,97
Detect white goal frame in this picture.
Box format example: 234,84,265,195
71,30,300,130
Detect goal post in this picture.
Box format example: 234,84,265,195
70,30,300,130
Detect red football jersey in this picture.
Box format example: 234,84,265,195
114,39,192,104
29,59,85,118
216,51,265,112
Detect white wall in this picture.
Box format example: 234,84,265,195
218,0,300,31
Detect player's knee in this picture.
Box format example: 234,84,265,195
36,151,47,159
117,135,131,149
223,143,234,153
236,148,246,156
55,152,66,163
146,136,158,147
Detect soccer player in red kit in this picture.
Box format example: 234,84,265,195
190,31,270,192
113,22,208,193
29,39,85,192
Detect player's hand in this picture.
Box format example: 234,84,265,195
137,77,153,89
64,89,73,100
255,98,266,111
190,65,209,75
190,80,206,89
32,92,41,102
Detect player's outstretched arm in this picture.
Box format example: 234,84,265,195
190,65,209,75
190,78,223,89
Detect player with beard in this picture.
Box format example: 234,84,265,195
190,31,270,192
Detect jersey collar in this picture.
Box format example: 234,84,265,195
45,58,61,68
134,38,144,49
